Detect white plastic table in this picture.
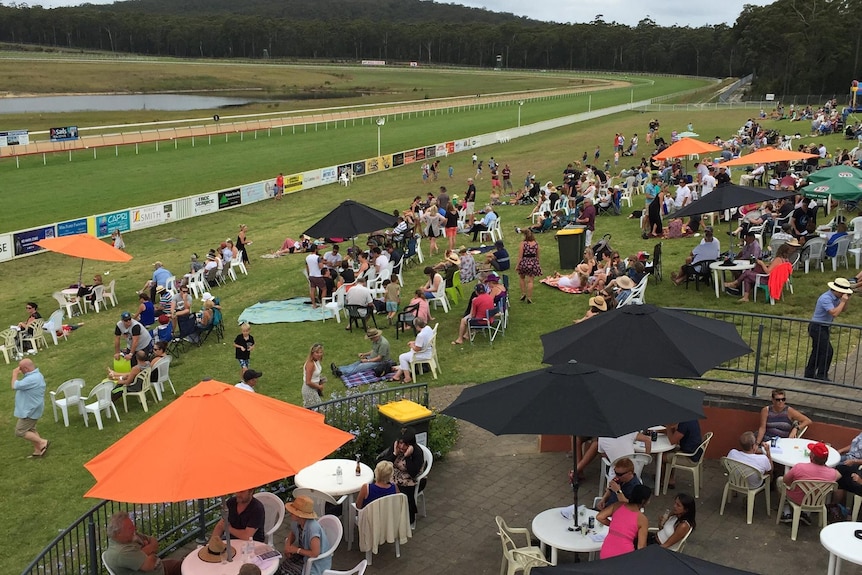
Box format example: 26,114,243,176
771,438,841,468
531,506,607,565
821,521,862,575
181,539,280,575
709,260,755,298
636,435,677,496
294,459,373,550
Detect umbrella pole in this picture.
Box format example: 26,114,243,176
78,258,84,287
221,498,233,562
570,434,580,532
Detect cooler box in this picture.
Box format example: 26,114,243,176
556,226,587,269
378,399,435,447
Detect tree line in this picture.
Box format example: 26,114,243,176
0,0,859,96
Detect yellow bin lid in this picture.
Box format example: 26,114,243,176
378,399,433,423
556,228,585,236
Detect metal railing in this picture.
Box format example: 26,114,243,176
673,308,862,403
22,383,427,575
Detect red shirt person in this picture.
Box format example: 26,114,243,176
452,284,497,345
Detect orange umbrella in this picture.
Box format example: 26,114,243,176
652,138,721,161
36,233,132,285
720,146,818,167
84,379,354,503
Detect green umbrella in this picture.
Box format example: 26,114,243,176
802,178,862,201
806,165,862,183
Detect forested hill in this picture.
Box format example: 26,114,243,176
100,0,537,24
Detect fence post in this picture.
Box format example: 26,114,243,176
751,323,765,397
196,499,208,544
88,517,98,575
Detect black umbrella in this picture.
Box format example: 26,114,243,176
541,304,751,377
441,361,704,520
303,199,397,241
534,545,758,574
671,182,793,219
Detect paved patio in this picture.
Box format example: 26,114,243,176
242,385,860,575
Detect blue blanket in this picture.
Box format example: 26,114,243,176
237,298,334,324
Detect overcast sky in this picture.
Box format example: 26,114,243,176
29,0,777,27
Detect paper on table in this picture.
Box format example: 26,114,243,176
770,446,783,454
589,533,606,542
560,504,586,520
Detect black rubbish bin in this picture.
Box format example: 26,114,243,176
378,400,436,447
556,226,587,269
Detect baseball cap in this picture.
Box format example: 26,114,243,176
807,442,829,459
120,311,132,321
243,370,263,382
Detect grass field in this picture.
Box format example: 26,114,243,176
0,73,706,231
0,63,852,571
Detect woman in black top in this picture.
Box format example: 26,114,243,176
378,427,425,525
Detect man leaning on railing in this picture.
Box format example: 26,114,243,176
103,512,182,575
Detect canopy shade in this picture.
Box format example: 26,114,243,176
303,199,397,240
719,147,818,167
671,183,794,219
652,138,721,161
36,233,132,262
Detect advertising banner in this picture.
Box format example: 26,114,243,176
13,225,54,256
415,147,426,161
392,153,404,168
96,210,130,237
218,188,242,210
57,218,88,237
302,169,322,189
425,146,436,159
0,233,12,262
337,164,352,179
131,204,172,230
241,181,268,204
436,144,448,157
50,126,79,142
0,129,29,147
193,193,218,216
403,150,416,164
470,136,482,148
320,167,337,185
284,173,303,193
446,141,455,154
366,154,392,174
352,162,366,177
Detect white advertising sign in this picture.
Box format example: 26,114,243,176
130,204,170,231
320,167,338,186
193,193,218,216
0,233,12,262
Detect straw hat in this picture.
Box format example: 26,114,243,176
828,278,853,294
197,534,235,563
785,238,801,247
365,328,383,339
589,296,608,312
616,276,636,290
285,496,318,519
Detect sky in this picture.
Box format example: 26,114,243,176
26,0,777,28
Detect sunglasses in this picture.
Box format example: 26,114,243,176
774,397,787,402
614,470,629,477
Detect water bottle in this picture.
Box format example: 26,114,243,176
355,454,362,477
244,538,254,564
336,465,343,485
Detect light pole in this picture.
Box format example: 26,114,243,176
517,100,524,127
376,117,385,156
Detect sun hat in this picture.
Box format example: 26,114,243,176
155,285,166,294
616,276,636,290
365,328,382,339
458,245,467,253
807,441,829,459
785,238,801,247
153,261,163,267
197,534,235,563
285,496,318,519
202,292,215,302
828,278,854,294
485,273,500,283
242,369,263,382
589,296,608,312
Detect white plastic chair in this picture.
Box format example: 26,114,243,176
801,237,827,273
304,515,343,575
340,172,351,186
151,356,176,402
323,559,367,575
53,291,83,318
44,309,67,345
122,367,156,412
647,524,692,552
84,285,106,313
619,275,648,306
83,381,121,430
187,269,207,299
409,324,440,381
662,431,713,498
479,217,500,244
598,453,653,495
427,280,450,313
102,279,118,308
775,479,836,540
50,378,85,427
495,515,547,575
21,319,49,353
831,235,852,271
531,200,550,225
0,329,17,364
102,551,119,575
356,493,411,566
253,492,285,546
414,443,433,524
231,251,248,277
719,457,771,524
322,285,347,324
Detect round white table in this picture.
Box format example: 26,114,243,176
532,506,607,565
709,260,755,298
294,459,373,550
181,539,280,575
636,435,677,496
771,438,841,468
821,521,862,575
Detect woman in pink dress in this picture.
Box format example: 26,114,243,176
596,484,651,560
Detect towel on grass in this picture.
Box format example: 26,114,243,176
541,276,587,294
238,298,333,324
341,370,397,389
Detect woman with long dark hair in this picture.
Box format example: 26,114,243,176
649,493,696,548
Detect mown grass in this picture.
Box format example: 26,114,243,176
0,75,706,231
2,85,854,571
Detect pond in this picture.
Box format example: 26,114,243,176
0,93,260,114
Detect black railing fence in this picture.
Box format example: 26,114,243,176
22,383,428,575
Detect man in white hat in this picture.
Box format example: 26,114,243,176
805,278,852,380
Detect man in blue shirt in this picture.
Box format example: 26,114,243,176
805,278,853,380
469,206,498,242
144,261,173,301
11,358,49,458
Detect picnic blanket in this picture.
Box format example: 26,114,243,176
237,298,334,324
341,370,397,389
541,275,587,294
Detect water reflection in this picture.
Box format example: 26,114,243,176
0,94,259,114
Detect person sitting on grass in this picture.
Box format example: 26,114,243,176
526,211,553,234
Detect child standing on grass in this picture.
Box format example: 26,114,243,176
384,279,401,324
233,322,255,376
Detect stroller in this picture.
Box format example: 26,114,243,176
592,233,614,261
